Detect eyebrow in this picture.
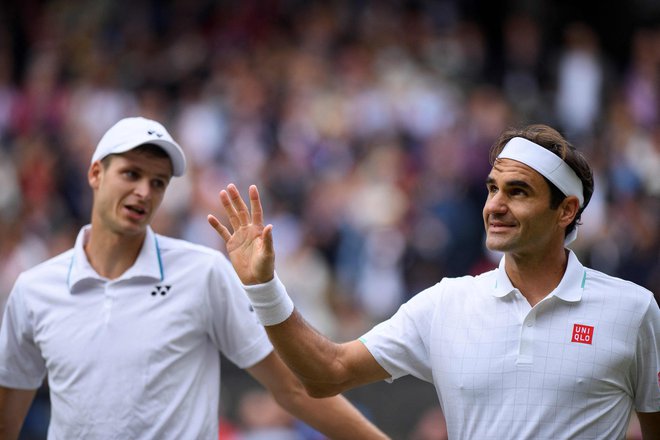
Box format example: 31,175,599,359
486,177,533,190
121,164,171,181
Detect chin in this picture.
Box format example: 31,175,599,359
485,237,514,253
118,222,148,236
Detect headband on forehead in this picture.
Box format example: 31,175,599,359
497,137,584,245
497,137,585,207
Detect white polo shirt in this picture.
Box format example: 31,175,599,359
0,225,273,439
361,250,660,439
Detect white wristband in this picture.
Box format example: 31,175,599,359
243,273,294,326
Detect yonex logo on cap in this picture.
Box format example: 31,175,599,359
147,129,164,138
571,323,594,344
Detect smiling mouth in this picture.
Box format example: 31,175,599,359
488,220,516,231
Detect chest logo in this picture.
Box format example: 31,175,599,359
151,285,171,296
571,323,594,345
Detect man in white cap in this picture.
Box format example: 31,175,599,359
210,124,660,439
0,117,388,439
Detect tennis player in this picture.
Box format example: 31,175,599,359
0,117,388,440
211,124,660,439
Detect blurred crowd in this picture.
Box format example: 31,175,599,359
0,0,658,438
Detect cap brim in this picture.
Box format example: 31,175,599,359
145,139,186,177
108,139,187,177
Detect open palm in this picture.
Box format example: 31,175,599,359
208,184,275,285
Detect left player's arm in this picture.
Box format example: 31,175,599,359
247,351,389,440
637,411,660,439
0,386,36,440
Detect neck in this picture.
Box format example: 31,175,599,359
504,246,569,307
84,224,146,280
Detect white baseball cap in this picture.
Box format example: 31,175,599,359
91,117,187,176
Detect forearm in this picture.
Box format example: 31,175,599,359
244,276,349,392
244,275,389,395
249,352,389,440
282,391,389,440
265,310,347,392
0,386,37,440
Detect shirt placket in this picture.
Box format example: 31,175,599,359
515,290,535,365
103,282,115,324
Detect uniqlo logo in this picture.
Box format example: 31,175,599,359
571,324,594,344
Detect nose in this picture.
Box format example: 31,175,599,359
484,191,507,216
133,178,152,199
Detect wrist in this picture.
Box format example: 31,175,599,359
243,273,294,326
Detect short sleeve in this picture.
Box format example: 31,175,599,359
360,284,440,383
204,254,272,369
0,278,47,389
633,297,660,412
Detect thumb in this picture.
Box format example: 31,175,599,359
262,224,275,256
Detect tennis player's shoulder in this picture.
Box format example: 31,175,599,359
18,248,75,283
418,269,495,299
583,266,654,305
441,267,497,290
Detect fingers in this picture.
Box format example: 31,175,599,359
219,189,241,232
215,184,265,234
249,185,264,226
262,224,275,255
207,214,232,242
226,184,251,226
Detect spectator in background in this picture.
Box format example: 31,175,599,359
624,28,660,130
555,23,605,138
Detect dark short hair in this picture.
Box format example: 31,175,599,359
100,143,170,169
489,124,594,238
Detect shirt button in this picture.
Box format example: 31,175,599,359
526,321,534,327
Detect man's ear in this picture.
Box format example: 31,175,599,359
558,195,580,229
88,161,103,190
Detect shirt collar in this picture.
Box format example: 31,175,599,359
492,249,586,302
68,225,164,292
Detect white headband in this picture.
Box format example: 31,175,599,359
498,137,584,207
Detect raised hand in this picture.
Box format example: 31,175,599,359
208,184,275,285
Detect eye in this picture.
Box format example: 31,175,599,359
510,188,527,196
152,179,167,190
122,170,139,180
487,185,498,194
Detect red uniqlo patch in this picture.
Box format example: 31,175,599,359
571,324,594,345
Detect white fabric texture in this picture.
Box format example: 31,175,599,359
360,250,660,439
243,274,295,326
0,226,272,439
